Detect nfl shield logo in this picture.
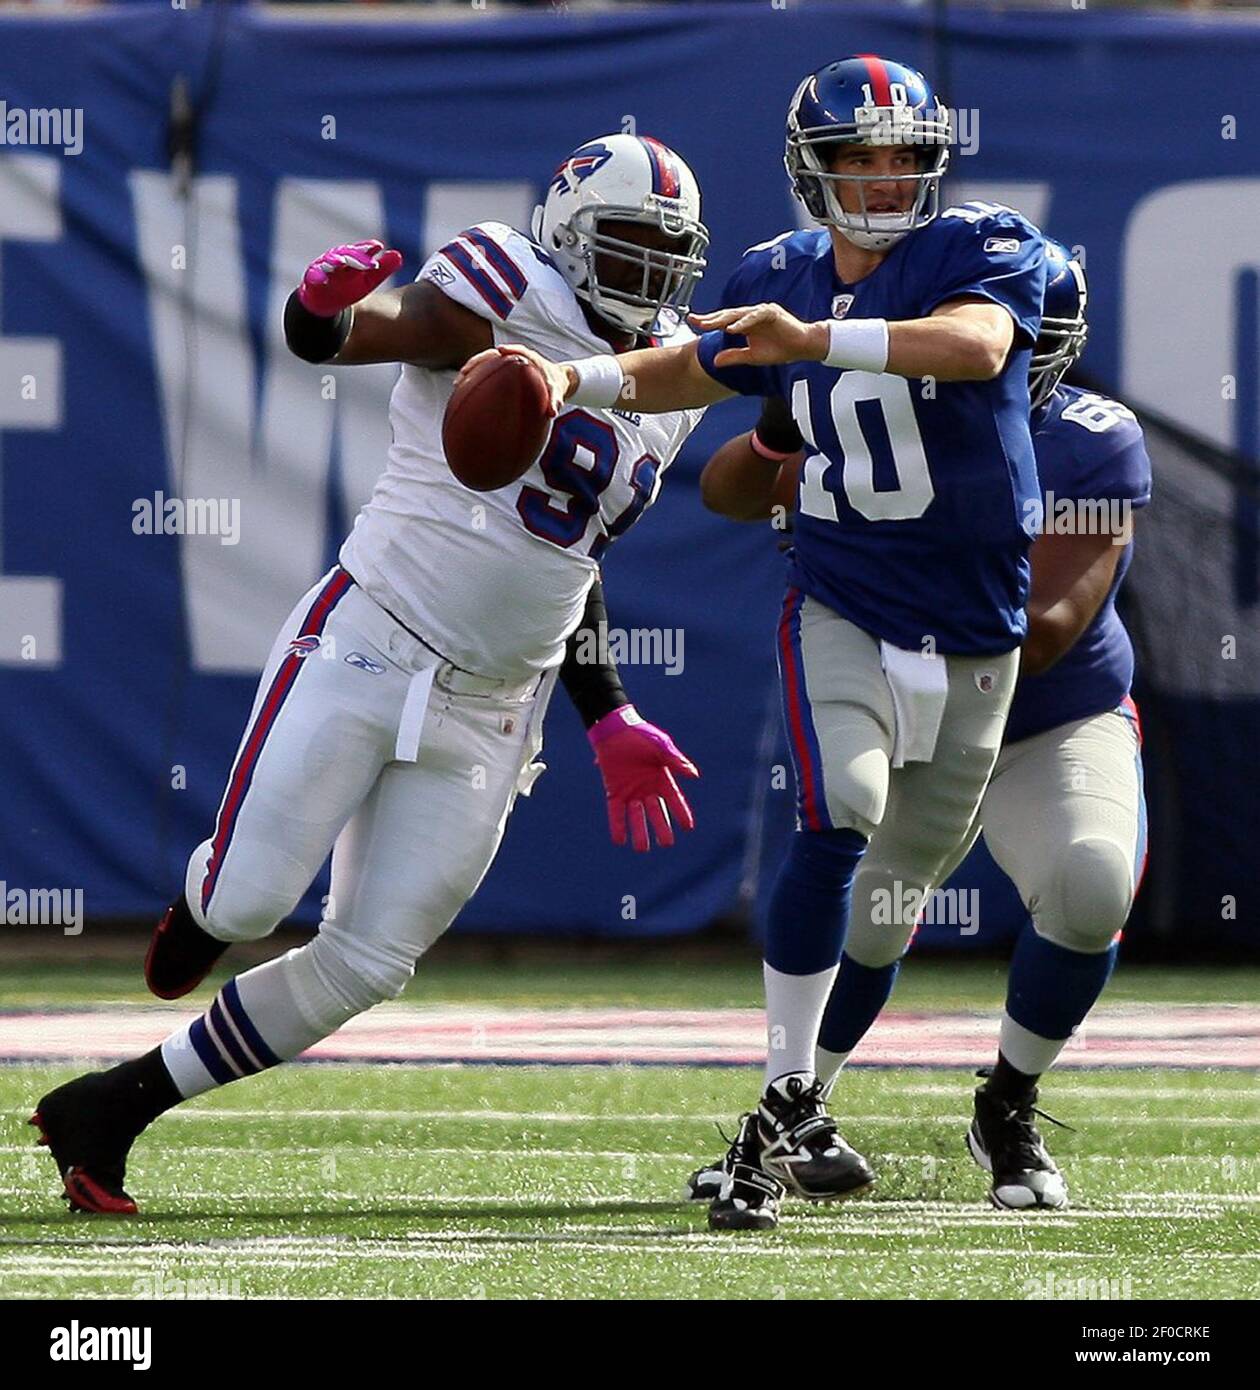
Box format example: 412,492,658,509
975,671,996,693
831,294,855,319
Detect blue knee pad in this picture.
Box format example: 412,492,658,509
764,827,868,975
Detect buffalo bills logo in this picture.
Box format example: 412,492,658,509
550,143,613,194
286,635,323,659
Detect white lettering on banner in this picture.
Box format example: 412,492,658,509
0,154,64,667
1124,178,1260,452
422,181,534,258
131,173,396,672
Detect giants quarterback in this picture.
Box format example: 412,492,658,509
487,55,1049,1230
691,242,1152,1224
31,134,710,1214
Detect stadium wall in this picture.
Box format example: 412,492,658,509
0,2,1255,947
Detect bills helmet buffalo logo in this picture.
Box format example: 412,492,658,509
549,142,614,194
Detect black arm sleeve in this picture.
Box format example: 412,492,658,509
284,290,352,364
559,575,629,730
756,395,805,454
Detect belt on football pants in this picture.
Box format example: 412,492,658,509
339,566,544,702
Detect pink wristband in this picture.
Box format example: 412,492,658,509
587,704,642,747
749,430,795,463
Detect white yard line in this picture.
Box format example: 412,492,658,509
3,1105,1241,1126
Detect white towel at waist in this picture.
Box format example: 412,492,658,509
879,640,948,769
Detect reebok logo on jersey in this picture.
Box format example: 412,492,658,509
424,262,455,287
983,236,1021,254
344,651,386,675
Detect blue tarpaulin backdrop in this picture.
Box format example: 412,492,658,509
0,3,1256,944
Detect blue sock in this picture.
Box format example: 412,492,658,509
764,828,867,975
1006,922,1118,1041
818,952,901,1056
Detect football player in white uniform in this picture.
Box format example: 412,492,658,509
31,134,709,1215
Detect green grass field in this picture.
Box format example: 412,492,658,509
2,947,1258,1300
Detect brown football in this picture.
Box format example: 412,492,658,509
441,353,553,492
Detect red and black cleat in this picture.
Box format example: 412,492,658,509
29,1074,142,1216
144,895,229,1000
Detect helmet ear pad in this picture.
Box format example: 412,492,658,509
530,203,545,242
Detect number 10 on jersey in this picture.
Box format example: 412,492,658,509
792,372,935,523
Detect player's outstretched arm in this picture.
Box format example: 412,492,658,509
458,338,734,417
701,436,802,522
700,399,804,523
284,240,492,369
692,298,1015,384
886,299,1016,381
1022,528,1127,676
560,577,699,852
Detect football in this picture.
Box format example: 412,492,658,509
441,352,553,492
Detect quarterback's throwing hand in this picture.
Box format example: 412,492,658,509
458,344,570,417
688,303,828,369
297,240,404,318
588,707,699,852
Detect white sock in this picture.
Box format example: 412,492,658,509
161,943,359,1099
763,961,840,1088
814,1045,852,1095
998,1011,1068,1077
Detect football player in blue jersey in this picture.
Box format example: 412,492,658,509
477,55,1048,1231
813,242,1152,1212
691,242,1152,1222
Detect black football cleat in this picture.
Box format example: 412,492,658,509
684,1156,725,1203
967,1082,1070,1211
29,1072,145,1216
757,1071,876,1201
706,1114,785,1233
144,894,228,999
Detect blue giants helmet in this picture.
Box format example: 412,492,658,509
785,55,951,251
1030,239,1089,410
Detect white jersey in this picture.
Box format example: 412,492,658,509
339,220,705,681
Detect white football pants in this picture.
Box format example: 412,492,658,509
162,566,551,1098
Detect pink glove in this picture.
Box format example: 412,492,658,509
588,706,699,852
297,239,403,317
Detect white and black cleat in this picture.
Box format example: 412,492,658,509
705,1114,785,1232
684,1157,724,1203
967,1083,1070,1211
756,1071,875,1201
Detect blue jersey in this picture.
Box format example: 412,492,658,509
1005,385,1153,744
697,204,1046,654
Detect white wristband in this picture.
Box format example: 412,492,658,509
822,318,890,373
567,354,625,408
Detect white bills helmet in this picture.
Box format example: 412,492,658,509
531,133,708,337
